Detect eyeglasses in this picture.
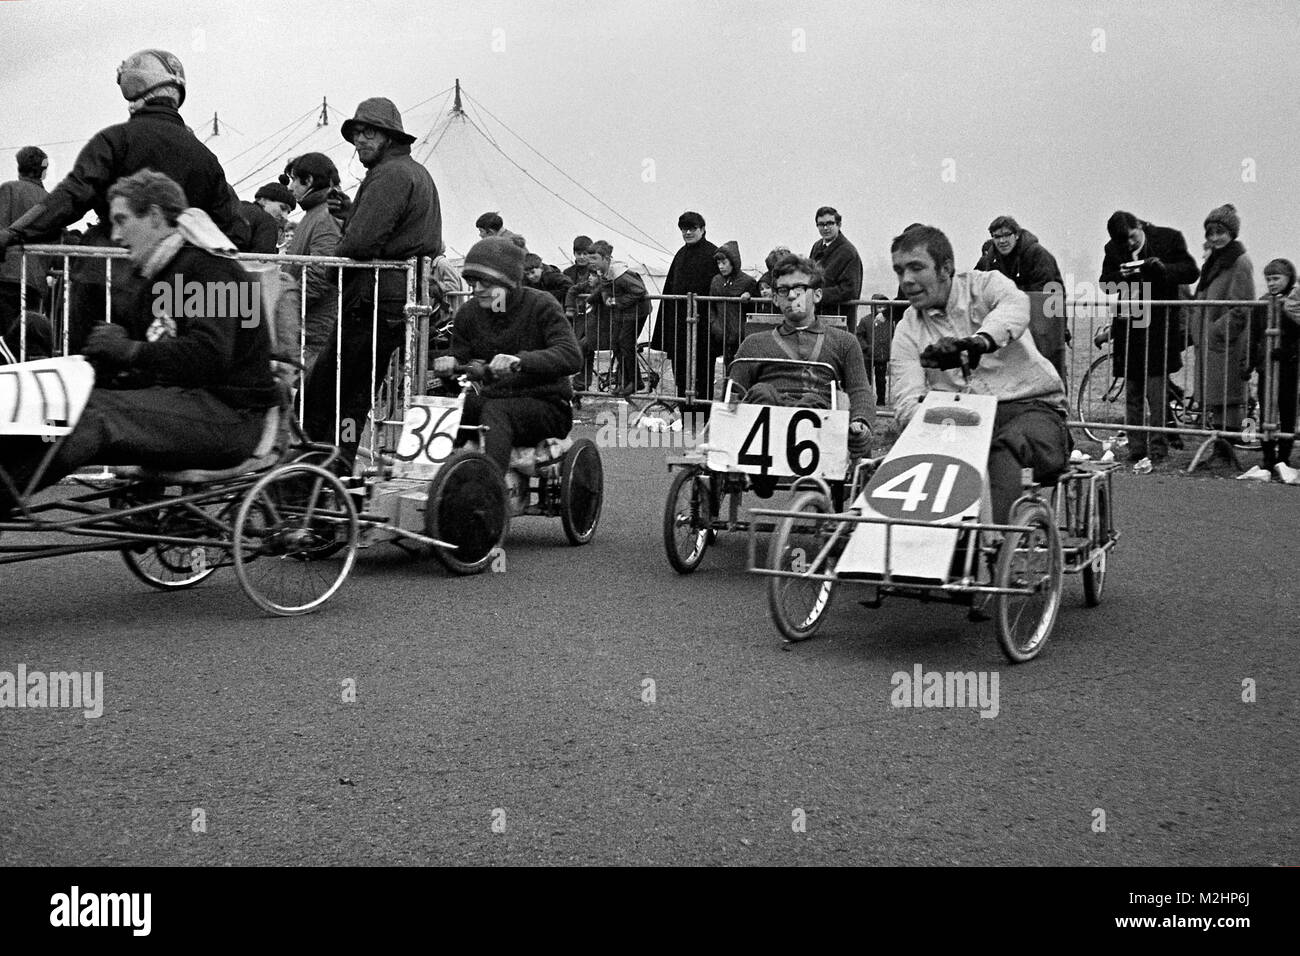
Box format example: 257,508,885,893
816,220,837,229
991,232,1016,241
774,283,812,296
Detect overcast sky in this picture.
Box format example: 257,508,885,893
2,0,1297,287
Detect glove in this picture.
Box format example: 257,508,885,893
432,355,458,376
848,420,871,457
919,334,992,370
1093,326,1111,349
83,323,142,367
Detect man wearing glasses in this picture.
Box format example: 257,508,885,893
974,215,1067,380
302,97,442,467
728,254,874,464
651,211,718,406
809,206,864,335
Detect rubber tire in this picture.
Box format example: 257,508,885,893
766,490,839,643
1076,354,1127,444
559,439,604,545
663,466,712,574
122,543,220,590
1082,481,1110,607
994,500,1063,663
426,449,507,575
232,463,359,616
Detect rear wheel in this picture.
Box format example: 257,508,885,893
559,439,604,545
994,500,1063,662
1082,481,1111,606
663,466,712,573
1076,355,1127,444
232,463,359,616
425,450,507,575
767,491,841,642
121,497,231,590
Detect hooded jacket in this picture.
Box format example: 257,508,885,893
974,229,1063,293
707,240,760,351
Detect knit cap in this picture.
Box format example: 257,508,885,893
254,182,297,210
1204,203,1241,238
463,237,525,288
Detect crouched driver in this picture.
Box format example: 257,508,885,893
432,237,582,472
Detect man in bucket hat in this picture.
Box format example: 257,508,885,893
303,97,442,467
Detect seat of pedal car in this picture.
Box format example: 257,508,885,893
112,406,284,484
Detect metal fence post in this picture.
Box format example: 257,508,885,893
685,291,698,401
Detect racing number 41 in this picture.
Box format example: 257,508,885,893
737,408,821,476
872,460,960,513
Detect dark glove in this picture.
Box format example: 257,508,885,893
1141,256,1166,276
83,323,142,367
919,334,993,370
848,420,871,457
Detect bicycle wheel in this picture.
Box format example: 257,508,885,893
1076,355,1127,444
559,438,604,545
121,497,231,590
232,463,359,616
766,491,841,642
994,500,1063,663
662,466,712,573
1082,480,1111,607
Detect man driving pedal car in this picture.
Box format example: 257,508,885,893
431,237,583,474
727,254,874,496
0,169,277,518
889,224,1069,524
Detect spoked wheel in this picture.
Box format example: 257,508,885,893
1076,355,1127,445
425,450,507,575
1082,481,1111,607
121,497,233,590
662,466,713,574
994,500,1063,662
559,438,604,545
766,491,843,642
232,463,359,616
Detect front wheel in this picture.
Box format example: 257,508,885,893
559,439,604,545
662,466,713,573
766,491,841,642
1076,354,1127,445
994,500,1063,662
1082,481,1111,606
426,450,507,575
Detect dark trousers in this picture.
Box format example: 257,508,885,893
1124,373,1170,457
1262,350,1298,468
988,401,1070,524
666,323,716,404
457,392,572,473
303,301,405,464
0,387,264,510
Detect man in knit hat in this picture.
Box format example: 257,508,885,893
0,49,247,351
0,147,52,335
303,96,442,466
237,182,295,255
431,237,581,472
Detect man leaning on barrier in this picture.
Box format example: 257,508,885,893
727,254,874,497
889,224,1069,524
302,97,442,467
0,170,277,519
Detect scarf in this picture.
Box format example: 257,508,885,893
1197,239,1246,295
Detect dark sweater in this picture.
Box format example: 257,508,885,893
450,286,583,401
115,243,278,410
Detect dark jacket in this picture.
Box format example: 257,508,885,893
450,285,582,402
580,262,649,349
4,105,247,250
1100,222,1198,377
707,240,760,354
337,142,442,309
113,243,278,410
526,264,573,304
239,200,280,255
809,232,863,329
0,176,50,288
974,229,1063,293
651,238,717,349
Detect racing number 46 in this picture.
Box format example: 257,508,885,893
738,408,821,476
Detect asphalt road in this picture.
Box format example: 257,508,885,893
1,427,1295,866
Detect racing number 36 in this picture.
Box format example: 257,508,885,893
738,407,821,476
394,404,458,464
